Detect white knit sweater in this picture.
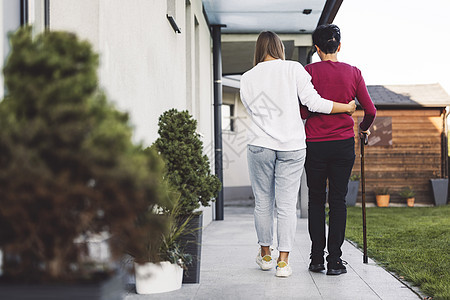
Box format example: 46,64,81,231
240,59,333,151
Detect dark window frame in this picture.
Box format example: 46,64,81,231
222,103,235,132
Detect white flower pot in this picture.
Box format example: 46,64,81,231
134,261,183,294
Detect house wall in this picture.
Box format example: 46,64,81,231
50,0,214,145
352,109,445,205
222,89,253,201
49,0,216,223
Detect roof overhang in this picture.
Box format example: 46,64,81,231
203,0,343,75
203,0,343,34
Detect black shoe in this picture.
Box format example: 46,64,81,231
308,254,325,272
326,259,347,275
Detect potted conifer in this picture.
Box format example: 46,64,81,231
0,27,165,299
154,109,221,283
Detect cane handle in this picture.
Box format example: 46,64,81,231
361,133,368,145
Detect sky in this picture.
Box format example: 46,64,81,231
314,0,450,95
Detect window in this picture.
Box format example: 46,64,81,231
222,104,235,131
21,0,49,31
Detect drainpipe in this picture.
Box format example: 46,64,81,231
443,107,449,178
20,0,28,26
44,0,50,30
212,25,225,221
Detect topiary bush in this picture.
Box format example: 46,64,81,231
154,109,221,216
0,27,169,282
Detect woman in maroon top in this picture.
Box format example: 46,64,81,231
301,24,376,275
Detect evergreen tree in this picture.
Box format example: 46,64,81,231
154,109,221,216
0,27,168,282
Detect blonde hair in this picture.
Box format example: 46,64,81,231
253,31,285,66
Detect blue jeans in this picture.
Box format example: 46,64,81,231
247,145,306,252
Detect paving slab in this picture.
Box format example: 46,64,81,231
124,207,421,300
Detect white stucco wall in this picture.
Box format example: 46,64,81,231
50,0,215,224
50,0,100,50
98,0,187,145
50,0,213,146
222,90,251,188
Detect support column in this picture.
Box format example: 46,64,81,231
298,47,308,66
298,46,314,66
212,25,225,220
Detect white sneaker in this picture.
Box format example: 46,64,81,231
255,248,274,270
275,261,292,277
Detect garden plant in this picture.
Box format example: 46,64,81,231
0,27,168,283
154,109,221,217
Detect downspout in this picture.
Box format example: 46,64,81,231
212,25,226,221
443,107,449,178
20,0,28,26
44,0,50,30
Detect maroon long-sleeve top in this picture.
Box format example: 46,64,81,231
300,60,376,142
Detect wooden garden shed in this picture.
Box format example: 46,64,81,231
352,84,450,205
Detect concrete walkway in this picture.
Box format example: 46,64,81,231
124,207,421,300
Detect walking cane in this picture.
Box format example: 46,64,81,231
360,132,369,264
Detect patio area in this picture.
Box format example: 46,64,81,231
124,206,422,300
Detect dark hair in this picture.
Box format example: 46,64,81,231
254,31,285,66
312,24,341,54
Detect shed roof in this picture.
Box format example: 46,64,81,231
367,84,450,108
224,76,450,108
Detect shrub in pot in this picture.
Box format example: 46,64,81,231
0,27,165,298
346,173,360,207
131,216,192,296
154,109,221,283
374,187,390,207
399,186,415,207
132,203,193,295
125,147,193,294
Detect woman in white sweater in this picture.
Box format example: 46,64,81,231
240,31,355,277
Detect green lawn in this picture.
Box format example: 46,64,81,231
345,206,450,300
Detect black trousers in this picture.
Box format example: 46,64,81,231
305,137,355,262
